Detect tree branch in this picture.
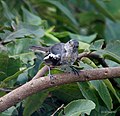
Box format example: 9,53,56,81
78,52,120,88
32,65,49,80
78,52,108,67
0,67,120,112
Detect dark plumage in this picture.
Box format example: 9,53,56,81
30,39,79,66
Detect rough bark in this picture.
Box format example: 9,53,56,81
0,67,120,112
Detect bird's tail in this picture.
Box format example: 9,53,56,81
30,46,50,53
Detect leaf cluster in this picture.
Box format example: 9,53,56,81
0,0,120,115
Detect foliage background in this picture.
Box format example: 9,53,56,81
0,0,120,115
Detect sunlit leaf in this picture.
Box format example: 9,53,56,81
81,57,97,68
43,33,60,46
6,38,42,65
103,40,120,64
1,26,44,42
69,33,97,43
0,106,18,116
59,99,95,116
90,40,120,64
89,39,104,51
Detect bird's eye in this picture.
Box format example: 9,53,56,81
69,41,73,46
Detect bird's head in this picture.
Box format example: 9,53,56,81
65,39,79,52
68,39,79,48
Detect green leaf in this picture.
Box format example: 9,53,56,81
89,39,104,51
59,99,95,116
69,33,97,43
102,0,120,20
17,71,28,84
10,52,36,65
45,32,60,43
77,11,104,26
0,72,6,81
6,38,41,65
22,7,42,25
3,65,34,83
1,0,15,20
115,78,120,87
105,20,120,42
90,106,116,116
51,31,69,38
103,40,120,64
0,106,18,116
41,0,78,26
52,84,83,103
3,68,26,83
89,0,116,22
43,33,60,46
1,26,44,42
90,40,120,64
81,57,97,68
42,27,60,45
79,41,90,50
0,51,21,80
103,54,120,64
103,79,120,103
90,80,113,110
105,40,120,57
77,82,99,111
23,91,49,116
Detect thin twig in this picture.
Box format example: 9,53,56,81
0,88,12,92
51,104,64,116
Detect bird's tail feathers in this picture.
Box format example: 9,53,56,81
30,46,50,53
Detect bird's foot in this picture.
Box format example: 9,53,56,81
48,74,54,80
70,66,80,76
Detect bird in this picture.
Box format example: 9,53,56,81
30,39,79,76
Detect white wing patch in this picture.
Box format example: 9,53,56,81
44,53,60,60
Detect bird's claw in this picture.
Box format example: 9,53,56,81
48,74,54,80
70,66,80,76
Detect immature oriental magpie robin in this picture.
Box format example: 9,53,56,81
30,39,79,75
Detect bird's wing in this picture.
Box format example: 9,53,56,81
43,43,65,66
50,43,65,55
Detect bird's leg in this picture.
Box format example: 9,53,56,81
47,65,54,80
60,65,80,76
